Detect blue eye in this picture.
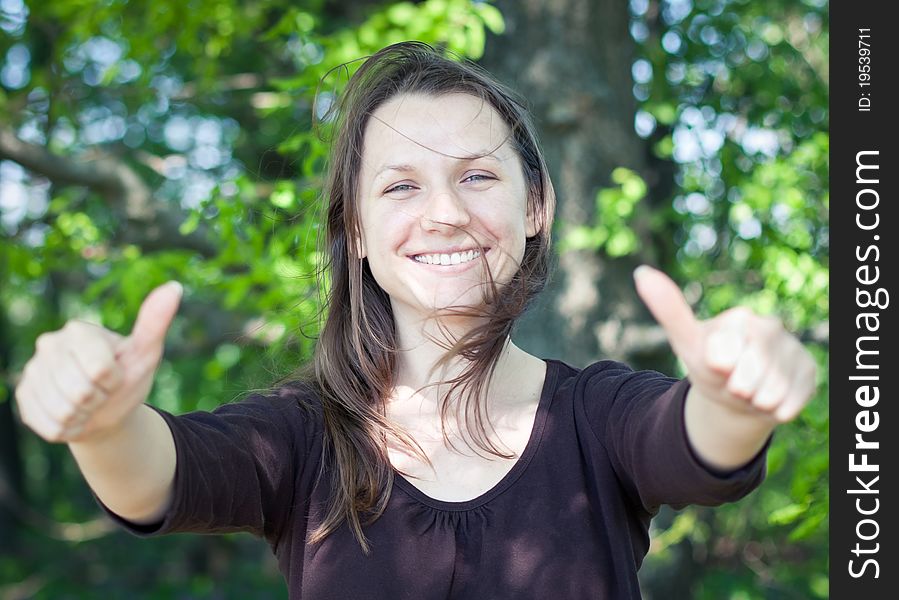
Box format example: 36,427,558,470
385,183,416,194
463,174,494,183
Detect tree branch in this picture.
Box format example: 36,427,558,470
0,127,218,258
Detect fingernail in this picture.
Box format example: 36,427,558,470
707,330,743,370
633,265,653,281
774,406,792,422
165,281,183,298
728,371,751,396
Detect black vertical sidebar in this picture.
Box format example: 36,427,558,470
830,1,898,598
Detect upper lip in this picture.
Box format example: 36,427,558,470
407,245,488,256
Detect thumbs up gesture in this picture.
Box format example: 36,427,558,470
15,281,183,443
634,266,817,425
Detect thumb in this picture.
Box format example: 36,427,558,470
633,265,702,363
122,281,182,357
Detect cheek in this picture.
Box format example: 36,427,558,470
479,200,529,244
360,207,411,257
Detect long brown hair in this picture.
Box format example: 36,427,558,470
291,42,555,553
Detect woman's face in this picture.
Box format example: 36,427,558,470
355,92,537,321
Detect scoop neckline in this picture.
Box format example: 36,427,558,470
391,358,559,512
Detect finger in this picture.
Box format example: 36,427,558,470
47,348,100,418
753,378,791,414
70,342,122,396
752,338,802,412
19,376,67,442
64,322,124,393
121,281,183,359
13,374,38,430
34,372,89,429
724,316,780,399
633,265,702,361
774,357,818,423
725,340,769,400
704,308,750,372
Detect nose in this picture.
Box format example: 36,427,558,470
420,188,471,233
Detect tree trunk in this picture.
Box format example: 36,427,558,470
482,3,695,598
482,0,667,368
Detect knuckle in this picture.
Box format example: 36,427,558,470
35,332,55,352
46,401,70,422
14,371,33,398
756,394,781,411
756,398,780,414
761,315,782,333
21,360,36,382
773,412,789,424
725,379,750,399
729,306,753,319
45,422,68,443
67,318,95,331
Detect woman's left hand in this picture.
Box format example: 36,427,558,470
634,265,818,424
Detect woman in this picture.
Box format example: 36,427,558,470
15,42,817,599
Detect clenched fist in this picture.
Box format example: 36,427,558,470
634,265,817,424
15,281,182,443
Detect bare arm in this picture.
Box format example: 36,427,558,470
634,266,817,471
684,387,775,471
68,405,176,524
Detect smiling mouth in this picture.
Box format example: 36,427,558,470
411,249,485,266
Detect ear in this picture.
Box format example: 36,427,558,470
354,226,367,259
526,176,556,237
526,201,539,238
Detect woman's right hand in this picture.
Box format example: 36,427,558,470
15,281,183,444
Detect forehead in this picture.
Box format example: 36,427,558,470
360,93,514,170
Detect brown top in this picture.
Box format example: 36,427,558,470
100,359,768,599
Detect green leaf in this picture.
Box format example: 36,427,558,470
465,20,486,59
563,226,599,251
475,3,505,34
387,2,417,26
768,502,806,526
269,182,296,209
179,212,201,235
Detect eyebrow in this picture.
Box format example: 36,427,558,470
375,164,416,178
374,154,502,179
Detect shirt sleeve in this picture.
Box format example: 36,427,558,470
95,384,319,546
579,360,769,514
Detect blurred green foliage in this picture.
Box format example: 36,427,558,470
629,1,828,598
1,0,827,598
560,167,647,257
2,1,502,597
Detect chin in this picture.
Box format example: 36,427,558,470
428,292,490,313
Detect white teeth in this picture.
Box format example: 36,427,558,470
413,250,481,265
